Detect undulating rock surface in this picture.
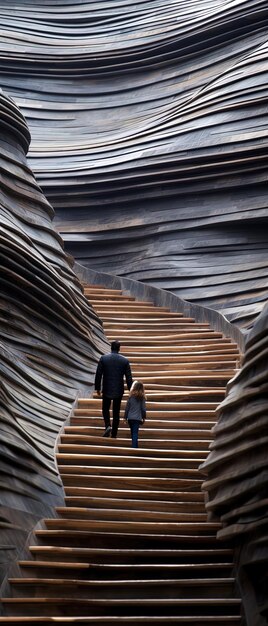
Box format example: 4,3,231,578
0,87,107,585
0,0,267,328
200,301,268,625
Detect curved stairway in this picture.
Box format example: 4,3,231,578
0,284,242,624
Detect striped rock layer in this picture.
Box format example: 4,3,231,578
201,300,268,624
0,0,268,328
0,88,107,584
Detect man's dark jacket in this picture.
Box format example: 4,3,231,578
95,350,133,398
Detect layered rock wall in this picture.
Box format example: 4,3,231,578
0,88,107,583
0,0,267,328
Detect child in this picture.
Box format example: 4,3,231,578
124,380,146,448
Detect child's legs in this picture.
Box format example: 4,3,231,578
128,420,140,448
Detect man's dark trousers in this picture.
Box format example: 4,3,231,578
102,396,122,437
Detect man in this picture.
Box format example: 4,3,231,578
94,340,133,438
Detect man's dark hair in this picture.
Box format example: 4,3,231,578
111,340,120,352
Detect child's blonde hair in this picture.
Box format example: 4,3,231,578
129,380,145,400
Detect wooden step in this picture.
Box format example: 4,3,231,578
73,408,216,418
104,326,212,333
124,372,230,381
90,304,171,310
69,419,216,431
72,416,216,425
95,310,183,318
122,346,239,354
77,399,219,409
120,386,225,396
9,574,236,586
83,288,123,295
69,417,215,428
33,529,230,550
87,297,153,304
60,435,211,450
120,342,236,350
121,392,222,402
62,497,206,513
62,487,205,503
42,519,220,536
102,334,225,344
131,359,237,367
57,444,209,459
56,453,206,468
55,507,208,523
102,319,208,326
59,476,204,493
92,385,226,394
63,426,214,440
0,617,242,625
28,545,234,564
121,346,235,355
130,366,237,374
57,464,202,479
88,294,137,301
103,320,207,327
119,354,239,362
1,597,241,611
123,374,231,383
97,313,194,320
9,577,236,601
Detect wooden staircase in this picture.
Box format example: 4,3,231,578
0,285,242,624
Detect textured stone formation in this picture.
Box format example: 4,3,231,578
201,301,268,624
0,87,107,582
1,0,267,328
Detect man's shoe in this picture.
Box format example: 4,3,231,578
103,426,112,437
